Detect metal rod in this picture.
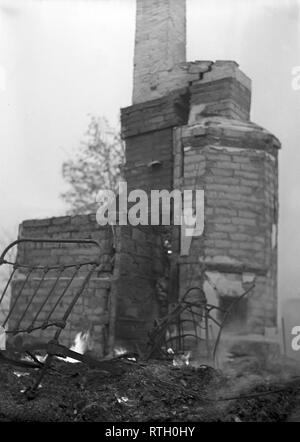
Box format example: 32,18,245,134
44,266,80,324
3,261,97,270
28,353,54,396
28,267,65,329
3,268,34,327
0,238,101,263
0,267,16,306
5,321,65,334
53,264,98,341
14,268,49,330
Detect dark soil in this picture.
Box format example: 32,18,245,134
0,355,299,422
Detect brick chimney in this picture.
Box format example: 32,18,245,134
121,0,281,336
133,0,186,104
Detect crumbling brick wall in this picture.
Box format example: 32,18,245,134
122,61,252,196
173,118,280,332
111,225,167,351
10,215,114,356
123,45,280,334
9,216,166,355
190,63,251,121
7,0,282,356
122,88,190,194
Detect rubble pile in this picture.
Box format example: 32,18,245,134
0,355,299,422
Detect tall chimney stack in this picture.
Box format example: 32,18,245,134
132,0,186,104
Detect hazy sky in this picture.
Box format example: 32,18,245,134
0,0,299,303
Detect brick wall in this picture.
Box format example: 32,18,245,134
10,215,113,356
122,41,279,336
190,75,251,121
112,225,167,351
173,118,280,332
123,62,251,195
121,88,190,194
8,216,166,355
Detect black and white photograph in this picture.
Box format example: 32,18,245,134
0,0,300,426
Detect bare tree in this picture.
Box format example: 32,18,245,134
61,115,125,215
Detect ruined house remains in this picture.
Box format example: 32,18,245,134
7,0,281,356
